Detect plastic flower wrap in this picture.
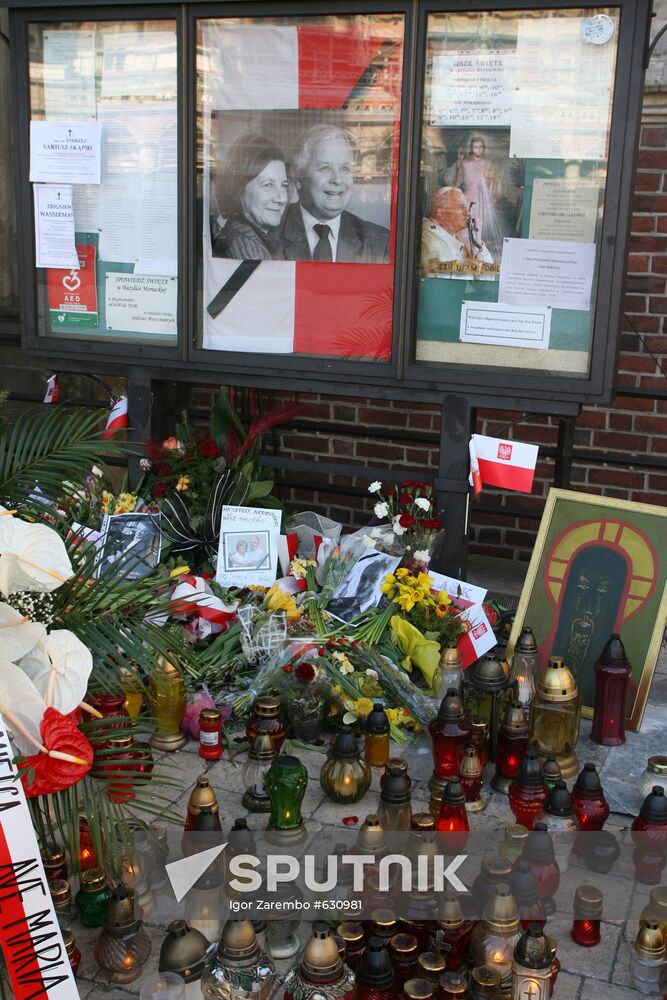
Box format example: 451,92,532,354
390,616,441,690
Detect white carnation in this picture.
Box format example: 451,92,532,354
368,481,382,494
413,549,431,562
415,497,431,511
392,516,407,536
374,502,389,519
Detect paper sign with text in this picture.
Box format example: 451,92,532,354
47,244,98,328
429,571,487,607
0,714,80,1000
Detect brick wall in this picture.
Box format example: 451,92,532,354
188,119,667,562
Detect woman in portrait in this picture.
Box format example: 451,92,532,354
228,538,252,568
212,133,289,261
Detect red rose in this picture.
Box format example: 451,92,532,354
153,483,168,498
421,518,442,530
399,513,415,528
295,663,316,684
483,603,498,626
282,663,294,673
198,436,218,459
399,492,413,505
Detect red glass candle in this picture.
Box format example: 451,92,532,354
428,691,472,782
631,786,667,885
508,751,547,830
522,823,560,915
63,931,81,976
590,634,631,747
435,779,469,852
492,702,528,794
87,691,129,719
40,844,68,884
92,734,155,802
430,896,473,970
510,859,547,929
199,709,223,760
571,885,602,946
79,818,98,871
571,763,610,830
469,718,489,770
459,746,482,809
389,933,419,989
245,696,286,753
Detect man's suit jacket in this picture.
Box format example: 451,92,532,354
280,203,390,264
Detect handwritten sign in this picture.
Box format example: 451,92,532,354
0,715,80,1000
215,505,282,589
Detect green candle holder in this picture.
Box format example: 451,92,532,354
265,755,308,847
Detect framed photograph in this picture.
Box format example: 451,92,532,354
96,512,162,581
215,505,282,588
327,548,401,624
506,489,667,731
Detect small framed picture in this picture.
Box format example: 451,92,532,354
96,512,162,582
215,505,282,588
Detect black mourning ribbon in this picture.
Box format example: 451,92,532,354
207,260,261,319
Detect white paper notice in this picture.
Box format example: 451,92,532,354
72,185,100,232
460,300,551,350
105,273,177,335
529,179,601,243
30,121,102,184
429,571,487,606
43,29,96,120
101,30,177,99
499,238,596,311
429,50,516,126
34,184,79,268
510,17,617,160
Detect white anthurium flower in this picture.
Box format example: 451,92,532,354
0,658,47,755
0,603,46,662
415,497,431,511
0,518,73,596
20,629,93,715
368,481,382,494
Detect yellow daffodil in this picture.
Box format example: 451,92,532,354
169,565,191,579
266,584,301,621
354,696,374,718
395,567,409,580
176,475,193,492
116,492,137,513
333,650,354,675
101,490,114,513
437,590,452,606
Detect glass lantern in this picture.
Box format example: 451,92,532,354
492,701,529,795
590,634,632,746
511,923,552,1000
509,627,539,717
529,657,581,779
320,726,372,804
202,920,275,1000
630,923,667,995
435,645,463,699
428,688,472,804
377,766,412,832
284,923,355,1000
469,884,521,998
242,733,276,813
460,654,515,762
265,754,308,847
148,652,188,751
571,885,603,947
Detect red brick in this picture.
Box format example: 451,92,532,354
632,214,656,233
628,254,650,272
331,439,356,457
647,474,667,491
607,412,633,431
591,430,649,450
637,148,667,168
332,404,357,421
649,296,667,313
355,442,405,461
627,276,665,294
609,394,656,412
404,447,435,465
619,354,660,373
639,492,667,504
358,407,408,427
578,409,606,429
635,414,667,434
300,401,333,419
651,256,667,275
588,468,646,489
624,293,649,312
642,126,667,147
280,433,329,453
651,438,667,453
658,217,667,233
621,314,661,333
642,336,667,353
629,235,667,252
635,171,663,192
634,194,667,213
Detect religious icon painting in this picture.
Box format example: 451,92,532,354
507,488,667,730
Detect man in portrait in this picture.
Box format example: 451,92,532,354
281,123,390,264
421,186,494,278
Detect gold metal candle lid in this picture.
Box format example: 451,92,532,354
504,824,529,847
62,930,76,955
470,717,489,736
80,868,107,893
154,652,181,677
460,746,482,778
417,952,446,975
160,920,210,980
649,886,667,916
438,894,464,929
411,812,435,831
483,884,519,933
438,971,467,996
636,922,666,958
357,815,387,853
537,657,579,702
200,709,221,724
385,756,408,775
471,965,502,989
249,733,276,762
371,908,397,933
503,702,528,734
107,734,135,750
440,645,462,670
648,756,667,776
301,924,342,979
41,843,66,865
254,696,280,718
50,879,71,904
218,919,259,961
337,922,364,944
187,775,220,815
574,884,603,917
390,933,418,957
404,979,433,999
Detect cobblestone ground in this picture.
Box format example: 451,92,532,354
72,645,667,1000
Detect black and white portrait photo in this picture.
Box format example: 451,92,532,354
223,531,271,572
96,513,162,582
327,548,401,623
207,109,393,265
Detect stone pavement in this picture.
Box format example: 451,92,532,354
72,643,667,1000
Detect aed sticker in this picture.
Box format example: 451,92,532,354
581,14,615,45
47,244,98,328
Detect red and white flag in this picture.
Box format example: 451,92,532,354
468,434,538,495
44,373,60,404
456,604,497,669
103,395,128,438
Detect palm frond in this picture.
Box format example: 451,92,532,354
0,405,130,506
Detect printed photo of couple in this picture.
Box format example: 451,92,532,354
223,530,271,572
208,109,393,265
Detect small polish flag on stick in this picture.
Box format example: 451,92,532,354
103,395,129,438
468,433,538,495
43,374,60,404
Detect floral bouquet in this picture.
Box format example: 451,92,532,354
367,479,443,565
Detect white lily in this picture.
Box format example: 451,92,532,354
0,602,46,661
20,629,93,716
0,517,73,595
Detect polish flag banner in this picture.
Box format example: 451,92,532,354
103,395,128,438
468,434,538,495
457,604,497,669
200,22,403,359
43,373,60,404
